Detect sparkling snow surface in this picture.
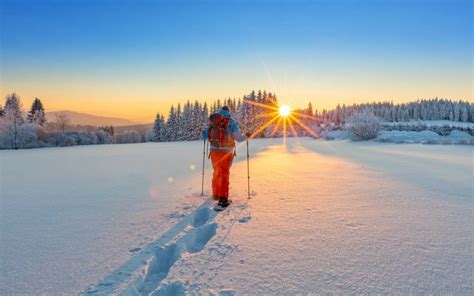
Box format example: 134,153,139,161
1,138,472,295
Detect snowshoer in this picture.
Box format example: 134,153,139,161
202,106,251,209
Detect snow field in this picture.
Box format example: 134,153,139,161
155,139,473,294
1,138,472,295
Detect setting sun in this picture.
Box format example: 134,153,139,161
279,105,291,117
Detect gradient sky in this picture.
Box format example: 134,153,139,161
0,0,472,122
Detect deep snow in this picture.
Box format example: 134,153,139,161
1,138,472,295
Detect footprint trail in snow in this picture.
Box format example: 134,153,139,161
84,197,251,295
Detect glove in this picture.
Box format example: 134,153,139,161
245,132,252,138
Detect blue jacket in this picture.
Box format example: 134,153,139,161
202,109,247,151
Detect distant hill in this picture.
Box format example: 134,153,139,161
46,110,136,127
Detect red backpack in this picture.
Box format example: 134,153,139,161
208,113,234,148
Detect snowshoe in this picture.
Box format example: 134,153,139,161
213,197,231,211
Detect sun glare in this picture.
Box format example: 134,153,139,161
279,105,291,117
241,98,320,141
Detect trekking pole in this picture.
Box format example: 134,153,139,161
201,139,206,196
246,139,250,199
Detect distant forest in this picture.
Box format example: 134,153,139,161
0,91,472,149
149,90,473,141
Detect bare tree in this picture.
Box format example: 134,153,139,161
55,113,71,132
346,109,382,140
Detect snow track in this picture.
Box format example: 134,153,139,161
83,199,215,295
84,198,251,295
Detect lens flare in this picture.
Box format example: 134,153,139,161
279,105,291,117
241,98,320,142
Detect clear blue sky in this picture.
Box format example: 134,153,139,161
0,0,472,121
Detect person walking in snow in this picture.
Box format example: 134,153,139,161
203,106,251,209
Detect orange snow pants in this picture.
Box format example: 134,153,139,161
210,150,234,199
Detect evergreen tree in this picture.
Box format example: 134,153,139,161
247,90,258,134
335,105,342,124
2,93,25,149
307,102,314,117
321,98,472,124
193,101,204,140
175,103,184,140
181,101,193,140
460,105,469,122
202,102,209,123
152,112,166,141
27,97,47,126
147,94,473,143
236,95,248,132
0,105,4,117
164,105,177,141
99,125,114,136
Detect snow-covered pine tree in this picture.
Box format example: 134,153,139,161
152,112,165,141
175,103,184,141
257,90,263,106
27,98,47,126
190,101,199,140
307,102,314,118
236,95,250,133
2,93,25,149
262,90,268,105
247,90,258,134
252,90,264,137
460,105,469,122
259,92,278,137
202,102,209,128
324,98,473,124
164,105,177,141
99,125,114,136
453,103,460,122
182,101,193,140
335,105,342,125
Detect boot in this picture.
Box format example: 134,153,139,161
218,197,230,208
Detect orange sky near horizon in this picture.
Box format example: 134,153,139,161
3,79,471,123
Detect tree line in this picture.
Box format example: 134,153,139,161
318,99,473,125
149,91,473,142
0,91,472,149
149,90,281,142
0,93,125,149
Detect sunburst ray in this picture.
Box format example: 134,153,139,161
287,117,298,137
289,114,320,139
269,117,283,138
242,99,280,112
249,115,280,138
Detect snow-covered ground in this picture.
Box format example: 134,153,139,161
1,138,472,295
321,129,473,144
376,130,473,144
383,120,474,128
